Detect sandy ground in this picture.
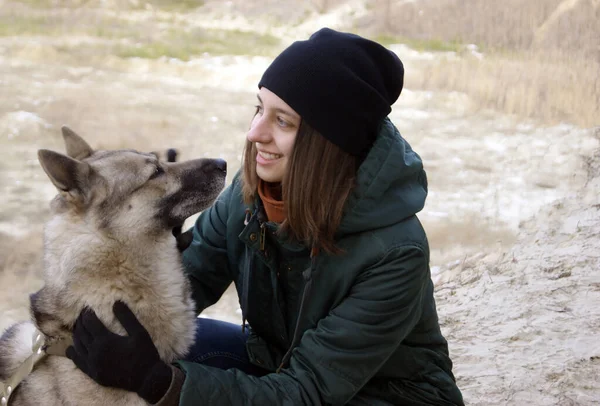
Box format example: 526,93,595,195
1,3,599,405
434,147,600,405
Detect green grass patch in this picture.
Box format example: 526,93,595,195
12,0,204,10
0,15,62,36
11,0,57,8
0,10,281,60
141,0,205,11
374,34,464,53
0,13,141,39
115,29,282,60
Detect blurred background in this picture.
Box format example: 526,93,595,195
1,1,599,404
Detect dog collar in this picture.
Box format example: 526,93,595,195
0,330,72,405
0,329,46,405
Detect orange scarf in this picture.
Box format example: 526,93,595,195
257,180,285,223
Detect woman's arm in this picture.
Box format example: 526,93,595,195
182,179,236,314
175,245,430,405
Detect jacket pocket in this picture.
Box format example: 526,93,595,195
245,331,284,372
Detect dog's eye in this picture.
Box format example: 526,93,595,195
149,165,165,180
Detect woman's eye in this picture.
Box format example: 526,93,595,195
277,117,290,128
150,165,165,180
254,105,263,115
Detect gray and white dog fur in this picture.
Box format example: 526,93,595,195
0,127,226,405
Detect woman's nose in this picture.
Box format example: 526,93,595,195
247,116,271,143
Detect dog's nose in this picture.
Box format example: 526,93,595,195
201,158,227,175
214,159,227,173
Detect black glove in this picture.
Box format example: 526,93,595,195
66,301,172,404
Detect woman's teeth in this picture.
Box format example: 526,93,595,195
259,151,282,160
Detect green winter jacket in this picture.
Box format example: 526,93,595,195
178,118,463,405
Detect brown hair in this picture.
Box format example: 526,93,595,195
242,120,357,254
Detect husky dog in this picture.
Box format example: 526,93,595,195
0,127,226,405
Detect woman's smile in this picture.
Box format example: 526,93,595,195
256,150,283,164
247,87,299,182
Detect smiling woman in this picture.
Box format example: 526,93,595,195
246,88,300,183
68,28,464,406
242,92,359,252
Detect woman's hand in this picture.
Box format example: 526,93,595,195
66,301,172,404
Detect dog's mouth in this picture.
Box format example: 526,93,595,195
156,158,227,229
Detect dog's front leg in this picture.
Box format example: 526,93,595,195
29,289,71,343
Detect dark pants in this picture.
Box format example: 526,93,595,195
183,320,455,405
184,318,269,376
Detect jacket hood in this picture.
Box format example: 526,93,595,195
337,118,427,236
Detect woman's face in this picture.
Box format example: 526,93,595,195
247,87,300,183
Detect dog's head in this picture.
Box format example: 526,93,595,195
37,126,227,234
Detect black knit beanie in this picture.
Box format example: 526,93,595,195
258,28,404,157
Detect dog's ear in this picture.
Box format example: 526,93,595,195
62,126,93,160
38,149,90,196
166,148,178,163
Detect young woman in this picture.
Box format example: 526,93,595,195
67,28,464,405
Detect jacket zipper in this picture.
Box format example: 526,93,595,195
276,245,318,373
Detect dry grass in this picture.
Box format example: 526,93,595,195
413,50,600,127
365,0,599,57
361,0,600,128
3,0,598,127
